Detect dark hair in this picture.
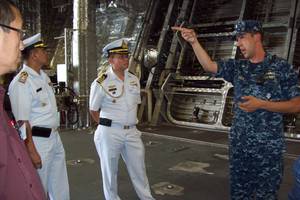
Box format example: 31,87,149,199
0,0,17,33
250,31,264,42
22,48,32,60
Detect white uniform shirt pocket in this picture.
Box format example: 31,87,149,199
35,88,51,111
126,80,141,106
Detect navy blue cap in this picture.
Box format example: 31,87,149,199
233,20,263,37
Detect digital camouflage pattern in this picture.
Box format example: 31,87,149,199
234,20,263,37
216,53,300,199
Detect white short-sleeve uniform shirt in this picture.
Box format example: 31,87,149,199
9,64,59,128
89,66,141,125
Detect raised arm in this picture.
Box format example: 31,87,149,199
172,26,218,74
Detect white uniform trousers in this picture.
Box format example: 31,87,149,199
94,125,155,200
33,130,70,200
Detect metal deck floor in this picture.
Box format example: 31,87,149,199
61,124,299,200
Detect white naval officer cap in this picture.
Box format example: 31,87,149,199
22,33,47,52
102,38,129,57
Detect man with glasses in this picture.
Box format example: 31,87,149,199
89,38,155,200
0,0,46,199
8,33,70,200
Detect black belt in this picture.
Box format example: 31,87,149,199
32,126,52,138
99,118,135,130
99,118,112,126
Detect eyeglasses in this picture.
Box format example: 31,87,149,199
0,23,26,40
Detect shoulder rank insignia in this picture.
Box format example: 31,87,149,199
97,73,107,84
130,80,138,87
18,71,28,84
128,70,135,76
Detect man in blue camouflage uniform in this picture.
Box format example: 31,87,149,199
172,20,300,199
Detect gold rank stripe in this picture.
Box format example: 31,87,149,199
109,49,128,53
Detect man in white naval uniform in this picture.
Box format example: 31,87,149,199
89,38,155,200
8,33,70,200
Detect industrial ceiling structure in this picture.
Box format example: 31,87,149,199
16,0,147,60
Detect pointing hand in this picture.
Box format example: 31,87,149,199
171,26,197,44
